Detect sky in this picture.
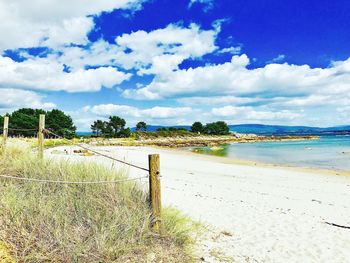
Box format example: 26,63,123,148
1,0,350,131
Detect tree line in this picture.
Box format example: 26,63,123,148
0,108,76,138
91,117,230,137
0,108,230,139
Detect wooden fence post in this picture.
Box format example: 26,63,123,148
149,154,161,233
38,114,45,159
2,116,9,150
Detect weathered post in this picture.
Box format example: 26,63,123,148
38,114,45,159
149,154,161,233
2,116,9,150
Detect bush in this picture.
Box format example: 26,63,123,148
204,121,230,135
191,122,204,134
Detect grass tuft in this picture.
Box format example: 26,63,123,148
0,142,195,262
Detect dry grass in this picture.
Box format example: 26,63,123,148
0,141,196,262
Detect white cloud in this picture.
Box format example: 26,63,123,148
212,105,301,122
267,54,286,64
0,21,218,94
177,96,260,106
0,56,131,92
0,88,55,114
123,54,350,102
29,23,218,75
74,104,193,130
0,0,147,50
87,104,192,119
114,23,218,75
188,0,215,12
218,46,242,55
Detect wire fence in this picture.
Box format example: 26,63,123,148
0,174,149,185
8,128,38,131
1,116,162,232
1,126,150,173
1,127,151,185
45,129,150,172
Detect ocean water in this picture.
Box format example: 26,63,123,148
190,136,350,171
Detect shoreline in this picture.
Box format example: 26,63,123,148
148,145,350,177
46,144,350,262
86,134,319,148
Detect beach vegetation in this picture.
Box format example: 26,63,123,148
2,108,76,138
203,121,230,135
136,121,147,132
191,122,204,134
90,120,104,136
0,143,196,262
91,116,131,138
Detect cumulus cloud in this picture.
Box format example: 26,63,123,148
218,46,242,55
73,104,194,130
267,54,286,64
177,96,260,106
188,0,215,12
0,21,219,93
0,0,147,50
0,56,131,92
114,23,218,75
0,88,55,114
212,105,301,122
122,54,350,103
87,104,192,119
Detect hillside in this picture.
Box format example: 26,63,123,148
130,124,350,136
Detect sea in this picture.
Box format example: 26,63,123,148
190,136,350,171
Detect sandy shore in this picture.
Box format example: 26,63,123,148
47,146,350,263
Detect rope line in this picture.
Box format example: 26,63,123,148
7,128,38,131
0,174,148,185
45,129,150,172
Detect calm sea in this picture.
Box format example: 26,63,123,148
190,136,350,171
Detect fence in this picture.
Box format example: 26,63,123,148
1,114,162,233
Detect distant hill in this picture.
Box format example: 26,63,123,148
130,125,191,132
131,124,350,136
79,124,350,136
228,124,350,135
76,131,93,136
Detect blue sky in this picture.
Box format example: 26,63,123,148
0,0,350,130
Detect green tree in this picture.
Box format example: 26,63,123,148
91,120,104,136
118,127,131,138
92,116,131,138
136,121,147,132
109,116,126,136
8,108,46,137
101,121,113,137
91,122,97,136
5,108,76,138
191,122,203,133
46,109,76,139
204,121,230,135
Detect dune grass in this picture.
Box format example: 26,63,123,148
0,141,196,262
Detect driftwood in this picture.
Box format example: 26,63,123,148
325,222,350,229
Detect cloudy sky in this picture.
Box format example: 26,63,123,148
1,0,350,130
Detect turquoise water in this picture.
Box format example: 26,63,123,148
191,136,350,171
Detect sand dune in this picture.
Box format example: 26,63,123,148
47,146,350,263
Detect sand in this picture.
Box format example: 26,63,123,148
47,145,350,263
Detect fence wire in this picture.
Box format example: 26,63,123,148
45,129,150,172
1,127,152,184
0,174,148,185
8,128,38,131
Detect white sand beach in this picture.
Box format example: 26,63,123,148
47,146,350,263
